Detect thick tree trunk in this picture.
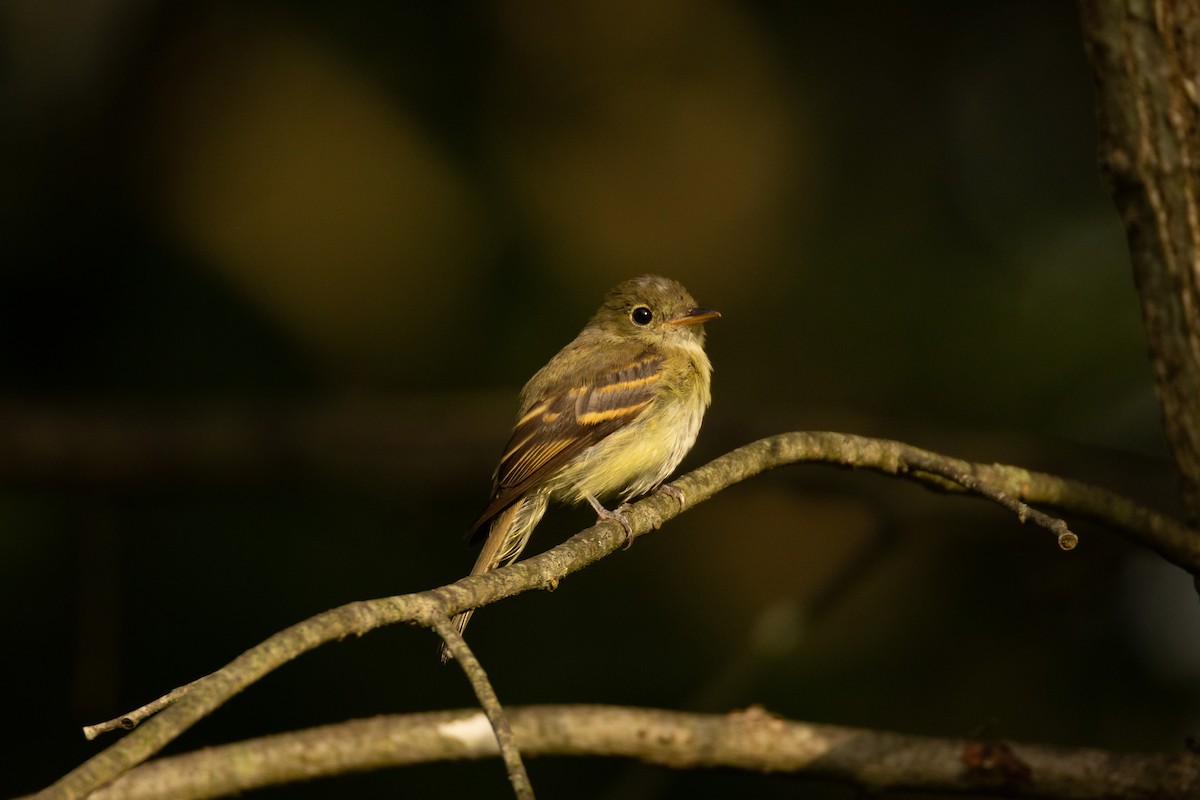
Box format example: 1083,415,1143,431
1080,0,1200,525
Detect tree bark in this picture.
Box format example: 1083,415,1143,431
1080,0,1200,523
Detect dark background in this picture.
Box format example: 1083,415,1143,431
4,2,1196,797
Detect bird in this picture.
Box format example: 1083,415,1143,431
441,274,718,662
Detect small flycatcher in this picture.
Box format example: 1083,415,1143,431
442,274,718,661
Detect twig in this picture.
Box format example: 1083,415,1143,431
82,679,205,741
69,705,1199,800
35,432,1196,800
431,613,534,800
898,448,1078,550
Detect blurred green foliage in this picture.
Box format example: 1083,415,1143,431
1,2,1192,798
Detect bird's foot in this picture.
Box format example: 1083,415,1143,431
586,495,636,549
658,482,686,510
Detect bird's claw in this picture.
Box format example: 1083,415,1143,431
658,482,686,510
587,495,637,548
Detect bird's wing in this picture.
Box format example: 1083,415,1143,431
467,345,664,542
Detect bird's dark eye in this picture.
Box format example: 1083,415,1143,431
631,306,653,325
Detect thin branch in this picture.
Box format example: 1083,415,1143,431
68,705,1199,800
82,680,205,741
33,432,1196,800
431,613,534,800
898,448,1077,550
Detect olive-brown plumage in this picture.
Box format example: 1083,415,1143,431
443,275,718,661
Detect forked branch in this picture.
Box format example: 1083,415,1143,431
29,432,1197,800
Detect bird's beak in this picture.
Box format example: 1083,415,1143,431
664,307,721,328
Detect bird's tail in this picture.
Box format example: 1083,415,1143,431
440,491,549,663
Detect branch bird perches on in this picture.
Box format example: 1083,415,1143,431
30,432,1198,800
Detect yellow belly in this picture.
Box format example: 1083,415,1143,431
549,379,708,506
